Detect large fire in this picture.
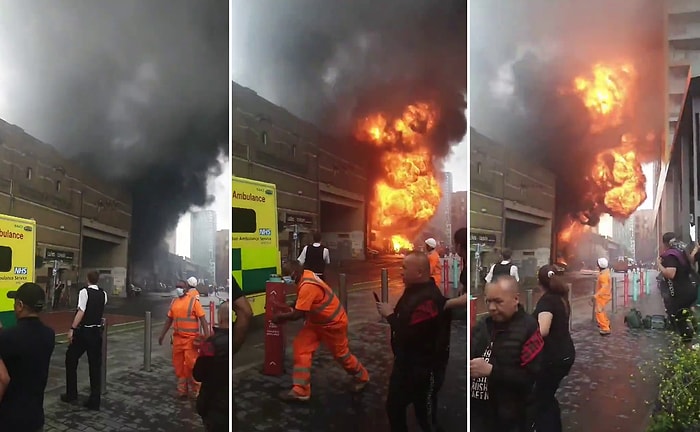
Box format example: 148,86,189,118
355,103,442,252
558,62,648,263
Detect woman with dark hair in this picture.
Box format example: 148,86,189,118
532,265,576,432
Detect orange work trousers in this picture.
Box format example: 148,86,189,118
595,297,611,333
172,334,200,394
292,321,369,397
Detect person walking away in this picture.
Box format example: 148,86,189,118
425,238,443,289
470,276,544,432
376,252,452,432
0,283,55,431
533,266,576,432
272,260,369,402
158,279,210,399
658,232,699,341
485,248,520,283
232,276,251,428
592,258,612,336
194,302,230,432
61,271,107,410
297,232,331,281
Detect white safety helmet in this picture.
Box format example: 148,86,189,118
186,277,198,288
597,257,609,269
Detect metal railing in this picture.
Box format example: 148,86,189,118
100,318,108,395
144,311,152,372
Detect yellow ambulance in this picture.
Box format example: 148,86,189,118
232,176,281,317
0,214,37,327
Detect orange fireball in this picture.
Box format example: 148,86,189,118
572,63,636,133
355,102,442,250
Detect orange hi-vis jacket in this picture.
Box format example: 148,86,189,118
595,269,612,303
169,292,205,338
428,250,442,288
296,270,347,326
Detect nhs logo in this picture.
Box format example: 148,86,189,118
259,228,272,236
14,267,28,275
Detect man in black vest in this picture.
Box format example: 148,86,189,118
485,248,520,283
377,252,452,431
61,270,107,410
297,232,331,281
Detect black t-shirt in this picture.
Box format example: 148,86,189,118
533,293,575,362
0,317,56,430
661,254,696,309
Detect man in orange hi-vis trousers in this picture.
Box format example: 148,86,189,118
425,238,442,289
273,260,370,402
158,278,211,398
592,258,612,336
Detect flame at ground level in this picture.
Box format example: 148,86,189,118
391,235,413,253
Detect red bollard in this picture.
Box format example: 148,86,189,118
263,280,288,376
209,301,216,332
443,260,449,296
623,273,629,307
470,296,477,329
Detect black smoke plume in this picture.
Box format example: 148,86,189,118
0,0,228,263
471,0,665,227
232,0,467,161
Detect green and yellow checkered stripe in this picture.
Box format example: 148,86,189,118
232,247,281,317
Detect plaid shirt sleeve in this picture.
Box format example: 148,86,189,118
520,329,544,366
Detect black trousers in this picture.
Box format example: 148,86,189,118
533,357,574,432
65,326,103,405
386,363,437,432
431,365,447,429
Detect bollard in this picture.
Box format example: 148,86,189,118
567,284,573,331
381,268,389,303
470,296,477,329
101,318,108,395
646,269,651,295
623,273,629,307
443,260,449,297
525,289,533,314
632,272,639,303
611,278,618,313
144,311,152,372
209,301,216,333
339,273,348,315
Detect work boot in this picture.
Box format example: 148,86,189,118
278,389,310,402
600,330,611,336
60,394,78,404
350,377,369,393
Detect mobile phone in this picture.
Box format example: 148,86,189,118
373,292,380,303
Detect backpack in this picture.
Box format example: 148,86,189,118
642,314,668,330
624,308,644,329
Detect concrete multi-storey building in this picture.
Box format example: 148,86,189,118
215,229,229,287
470,128,556,285
164,229,177,254
232,81,368,261
0,118,132,297
190,210,216,282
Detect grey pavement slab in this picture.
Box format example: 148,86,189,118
233,321,467,432
42,317,213,430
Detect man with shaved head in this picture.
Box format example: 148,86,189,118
376,252,452,431
470,276,544,431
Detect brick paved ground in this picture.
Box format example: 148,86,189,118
39,315,216,430
234,321,467,432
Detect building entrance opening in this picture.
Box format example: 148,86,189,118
504,217,551,281
320,200,364,261
80,223,128,297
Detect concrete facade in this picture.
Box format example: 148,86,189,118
0,119,131,296
190,210,216,283
451,191,467,236
215,229,229,287
470,128,556,285
232,82,368,261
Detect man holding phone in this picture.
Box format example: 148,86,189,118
376,252,452,431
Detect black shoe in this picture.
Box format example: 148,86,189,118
60,394,78,404
83,401,100,411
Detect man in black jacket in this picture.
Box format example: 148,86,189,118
470,276,544,432
193,301,229,432
377,252,451,432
